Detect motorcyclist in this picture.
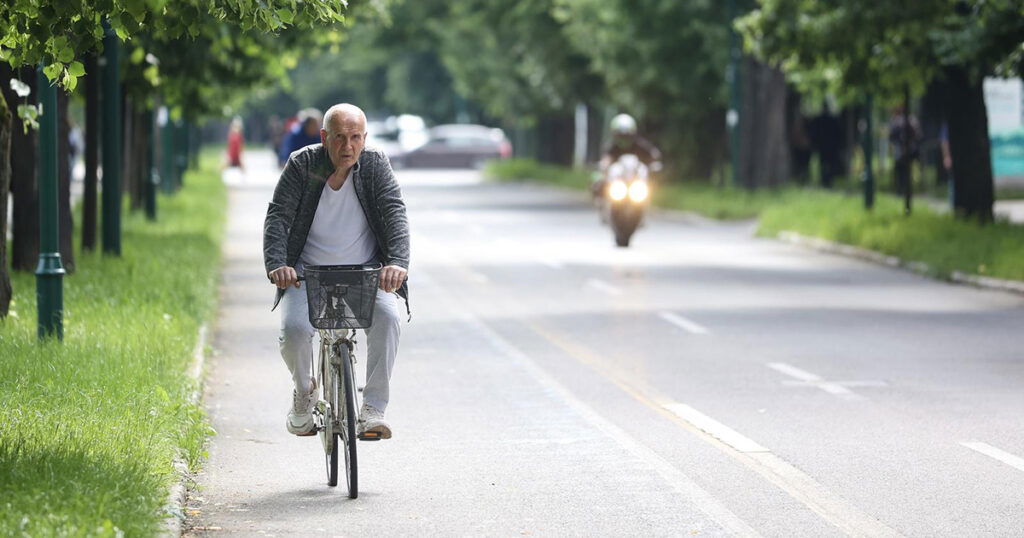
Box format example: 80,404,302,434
592,114,662,199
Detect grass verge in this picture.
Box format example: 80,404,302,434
485,157,1024,282
758,191,1024,281
0,151,226,536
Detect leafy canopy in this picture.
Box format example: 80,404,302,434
0,0,348,91
738,0,1024,104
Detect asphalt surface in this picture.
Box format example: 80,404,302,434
186,151,1024,537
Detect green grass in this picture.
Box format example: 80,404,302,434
485,158,593,190
653,183,798,220
485,157,1024,282
0,151,226,537
758,191,1024,281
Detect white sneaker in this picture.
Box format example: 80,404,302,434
357,404,391,440
287,379,317,436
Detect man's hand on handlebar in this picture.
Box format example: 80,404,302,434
269,266,301,289
379,265,407,293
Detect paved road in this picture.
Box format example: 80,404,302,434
186,151,1024,537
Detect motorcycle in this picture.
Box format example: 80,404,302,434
595,153,651,247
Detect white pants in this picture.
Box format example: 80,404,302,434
279,287,402,411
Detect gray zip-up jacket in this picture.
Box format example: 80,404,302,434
263,144,410,314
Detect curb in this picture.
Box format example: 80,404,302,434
161,323,209,538
777,231,1024,296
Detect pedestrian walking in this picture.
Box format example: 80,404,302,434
225,117,245,170
277,107,323,168
887,106,922,200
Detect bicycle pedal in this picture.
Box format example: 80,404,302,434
358,432,382,441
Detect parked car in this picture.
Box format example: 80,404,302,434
391,124,512,169
365,120,404,160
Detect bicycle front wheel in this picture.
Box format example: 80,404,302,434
340,351,359,498
324,358,340,487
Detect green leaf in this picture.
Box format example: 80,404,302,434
276,8,294,25
17,104,40,133
42,63,62,81
67,61,85,77
57,45,74,63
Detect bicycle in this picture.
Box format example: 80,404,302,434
300,263,383,498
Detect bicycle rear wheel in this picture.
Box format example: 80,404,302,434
340,349,359,498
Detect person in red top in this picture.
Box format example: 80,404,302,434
226,117,245,170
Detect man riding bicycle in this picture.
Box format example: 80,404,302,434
263,103,410,440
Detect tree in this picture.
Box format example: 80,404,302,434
739,0,1024,221
0,75,10,316
0,0,349,318
555,0,749,178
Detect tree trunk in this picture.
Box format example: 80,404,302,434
57,88,75,273
1,64,39,271
536,114,575,166
122,94,137,206
943,65,995,222
82,54,99,251
0,82,13,317
738,58,790,189
132,107,149,210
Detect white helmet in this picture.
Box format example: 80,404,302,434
610,113,637,135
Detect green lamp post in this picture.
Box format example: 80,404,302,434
862,94,875,210
35,66,65,340
101,20,122,255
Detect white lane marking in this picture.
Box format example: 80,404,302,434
417,270,761,537
767,362,875,401
744,452,904,538
767,362,821,383
663,402,903,537
658,311,709,335
520,321,904,538
586,278,623,296
539,259,564,269
663,403,768,453
418,238,902,538
961,442,1024,473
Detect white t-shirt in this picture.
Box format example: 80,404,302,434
298,168,378,269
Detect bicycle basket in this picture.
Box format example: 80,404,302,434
303,264,381,329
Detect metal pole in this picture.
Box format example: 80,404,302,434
862,94,875,210
902,85,912,215
82,53,99,251
35,66,66,340
159,106,173,193
176,120,188,187
144,108,157,220
101,20,122,255
727,0,742,187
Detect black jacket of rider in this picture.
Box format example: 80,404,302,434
603,135,662,168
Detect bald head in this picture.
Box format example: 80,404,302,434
320,103,367,172
323,103,366,130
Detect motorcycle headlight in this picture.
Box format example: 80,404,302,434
628,181,649,202
608,180,628,201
